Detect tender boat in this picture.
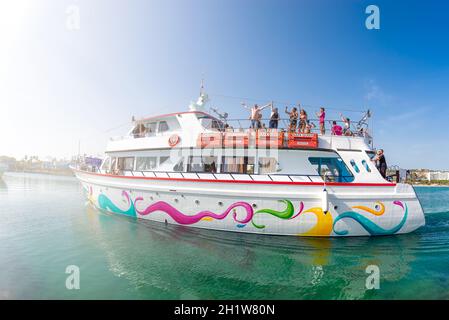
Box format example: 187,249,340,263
72,91,425,237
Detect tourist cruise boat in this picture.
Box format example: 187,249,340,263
72,91,425,237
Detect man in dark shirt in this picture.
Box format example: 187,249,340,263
373,149,387,179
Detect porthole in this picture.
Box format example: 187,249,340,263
334,205,338,210
350,160,360,173
174,198,179,203
362,160,371,172
218,202,223,207
252,203,257,208
195,200,200,205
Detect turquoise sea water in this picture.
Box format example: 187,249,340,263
1,172,448,299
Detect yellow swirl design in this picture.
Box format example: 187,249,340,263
298,207,333,237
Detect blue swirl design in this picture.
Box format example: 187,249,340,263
333,201,408,236
98,191,136,217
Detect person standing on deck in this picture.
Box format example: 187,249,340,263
373,149,388,179
285,106,298,132
316,107,326,135
299,109,308,133
269,105,280,129
242,102,271,129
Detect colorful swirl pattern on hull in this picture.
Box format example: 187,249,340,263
135,198,254,225
92,189,408,236
98,191,136,217
333,201,407,236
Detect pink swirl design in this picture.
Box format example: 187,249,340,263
393,200,404,209
290,201,304,219
134,198,254,225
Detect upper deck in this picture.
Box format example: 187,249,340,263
106,111,373,154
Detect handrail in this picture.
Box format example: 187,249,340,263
203,117,370,138
88,166,352,181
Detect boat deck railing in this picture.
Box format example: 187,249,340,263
203,117,369,137
118,118,371,140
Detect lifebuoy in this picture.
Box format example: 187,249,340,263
168,134,180,147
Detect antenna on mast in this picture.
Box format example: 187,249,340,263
200,77,205,96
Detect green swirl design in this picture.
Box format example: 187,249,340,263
251,199,294,229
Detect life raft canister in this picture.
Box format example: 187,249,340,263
287,133,318,148
197,132,223,148
256,129,285,148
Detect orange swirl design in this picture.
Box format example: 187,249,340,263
352,201,385,216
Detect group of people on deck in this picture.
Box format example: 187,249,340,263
242,102,354,136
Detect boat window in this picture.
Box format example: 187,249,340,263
309,157,354,182
118,157,134,171
100,157,111,172
158,121,169,133
362,160,371,172
136,157,157,171
159,156,169,165
145,122,157,136
350,159,360,173
187,156,218,173
132,123,147,138
366,151,376,160
173,159,184,172
259,157,277,174
110,158,117,173
222,157,254,174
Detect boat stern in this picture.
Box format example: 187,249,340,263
395,183,426,234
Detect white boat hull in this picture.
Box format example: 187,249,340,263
74,170,425,237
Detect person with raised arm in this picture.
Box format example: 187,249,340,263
285,106,298,132
242,102,271,129
340,113,352,136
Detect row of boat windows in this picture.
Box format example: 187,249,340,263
103,156,276,175
131,121,171,138
350,159,372,173
102,155,356,182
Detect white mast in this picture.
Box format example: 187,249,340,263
189,78,209,111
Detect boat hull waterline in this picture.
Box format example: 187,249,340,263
75,171,425,237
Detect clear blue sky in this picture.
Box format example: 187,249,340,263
1,0,448,169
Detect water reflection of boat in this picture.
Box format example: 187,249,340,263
85,203,419,299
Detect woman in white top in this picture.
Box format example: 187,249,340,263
340,113,352,136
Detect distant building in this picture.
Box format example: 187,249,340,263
427,171,449,181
